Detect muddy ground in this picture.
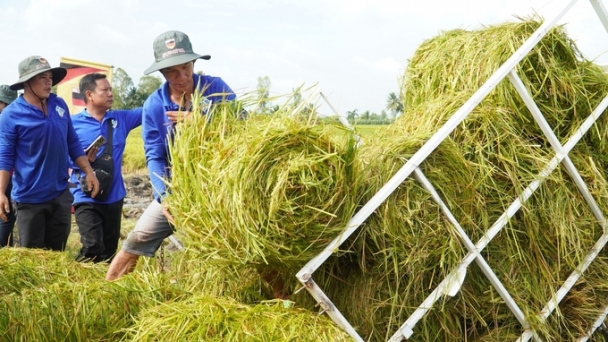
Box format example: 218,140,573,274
123,173,154,219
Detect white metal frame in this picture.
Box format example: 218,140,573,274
297,1,608,341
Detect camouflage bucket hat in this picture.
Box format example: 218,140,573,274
144,30,210,75
0,85,18,105
10,56,67,91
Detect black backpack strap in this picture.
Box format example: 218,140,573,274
105,119,113,155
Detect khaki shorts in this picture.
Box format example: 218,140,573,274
121,200,174,257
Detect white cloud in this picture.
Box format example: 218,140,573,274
374,57,404,75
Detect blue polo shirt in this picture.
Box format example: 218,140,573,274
69,108,143,204
0,94,84,203
142,73,236,201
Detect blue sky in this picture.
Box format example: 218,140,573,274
1,0,607,115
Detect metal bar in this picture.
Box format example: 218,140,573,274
296,0,580,282
167,235,184,251
388,266,468,341
589,0,608,33
319,91,363,147
577,304,608,341
390,97,608,341
561,156,607,222
518,232,608,342
413,168,529,326
297,275,364,341
507,71,564,154
390,157,560,341
563,95,608,151
299,1,608,340
507,71,607,223
319,92,354,130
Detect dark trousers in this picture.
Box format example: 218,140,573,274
15,188,74,251
74,199,124,263
0,180,16,247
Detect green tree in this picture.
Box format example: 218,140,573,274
112,67,134,109
124,87,144,109
380,110,388,120
256,76,271,114
386,92,404,118
346,109,358,122
137,75,162,100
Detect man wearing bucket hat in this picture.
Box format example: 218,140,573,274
106,30,236,280
0,56,99,251
0,85,17,247
0,85,17,113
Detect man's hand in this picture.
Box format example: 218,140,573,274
85,170,100,198
0,193,9,222
74,156,100,198
86,146,99,163
166,111,192,124
162,204,175,224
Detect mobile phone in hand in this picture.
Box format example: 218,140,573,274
84,135,106,153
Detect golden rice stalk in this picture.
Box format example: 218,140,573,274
126,296,351,341
0,270,188,341
0,248,105,295
166,97,362,277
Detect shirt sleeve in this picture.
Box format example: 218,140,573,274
142,96,170,201
65,104,86,162
202,76,236,103
124,107,143,131
0,110,16,172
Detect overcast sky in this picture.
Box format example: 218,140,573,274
0,0,607,115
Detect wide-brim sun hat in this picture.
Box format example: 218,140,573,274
10,55,67,91
144,30,210,75
0,85,18,105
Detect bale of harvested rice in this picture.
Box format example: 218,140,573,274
0,270,188,341
158,248,274,303
292,18,608,341
0,248,105,295
125,296,351,341
166,100,362,277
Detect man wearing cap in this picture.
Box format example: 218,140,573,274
0,56,99,251
0,85,17,247
0,85,17,113
106,30,235,280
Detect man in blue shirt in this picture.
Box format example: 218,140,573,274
70,73,142,262
0,85,17,247
106,30,235,280
0,56,99,251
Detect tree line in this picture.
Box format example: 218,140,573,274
254,76,405,125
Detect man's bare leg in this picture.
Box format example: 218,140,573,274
105,250,139,280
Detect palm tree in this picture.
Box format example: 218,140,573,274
386,92,404,118
346,109,359,122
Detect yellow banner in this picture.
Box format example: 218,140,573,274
56,57,113,115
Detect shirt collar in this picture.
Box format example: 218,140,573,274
161,73,201,111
